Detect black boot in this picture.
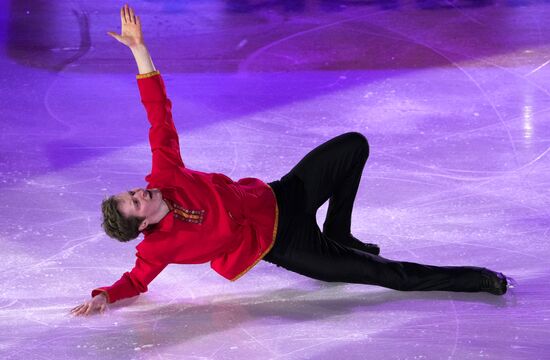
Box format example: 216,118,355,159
479,268,508,295
327,233,380,256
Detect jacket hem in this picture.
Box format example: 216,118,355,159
229,184,279,281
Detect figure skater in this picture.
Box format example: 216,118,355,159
71,5,511,317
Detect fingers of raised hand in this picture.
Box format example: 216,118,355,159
107,32,121,42
121,4,137,25
128,6,136,23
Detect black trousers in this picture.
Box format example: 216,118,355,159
265,132,486,293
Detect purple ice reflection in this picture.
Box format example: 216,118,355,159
1,0,549,359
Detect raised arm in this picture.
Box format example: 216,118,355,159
108,4,155,74
108,4,184,172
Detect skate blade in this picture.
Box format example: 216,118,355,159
505,275,518,289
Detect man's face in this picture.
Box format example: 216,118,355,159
115,188,163,230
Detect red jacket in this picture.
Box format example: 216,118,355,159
92,71,279,303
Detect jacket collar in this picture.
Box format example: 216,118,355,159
142,188,176,235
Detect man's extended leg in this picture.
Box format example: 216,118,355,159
264,213,506,294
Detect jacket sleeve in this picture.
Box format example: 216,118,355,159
91,251,167,304
136,71,185,174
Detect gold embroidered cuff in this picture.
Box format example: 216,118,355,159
136,70,160,79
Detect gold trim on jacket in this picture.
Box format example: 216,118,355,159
230,184,279,281
136,70,160,79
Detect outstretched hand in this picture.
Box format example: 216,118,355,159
108,4,143,48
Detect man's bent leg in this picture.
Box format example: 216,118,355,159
288,132,369,239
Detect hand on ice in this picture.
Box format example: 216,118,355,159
70,293,108,316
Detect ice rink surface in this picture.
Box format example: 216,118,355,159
1,0,549,359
